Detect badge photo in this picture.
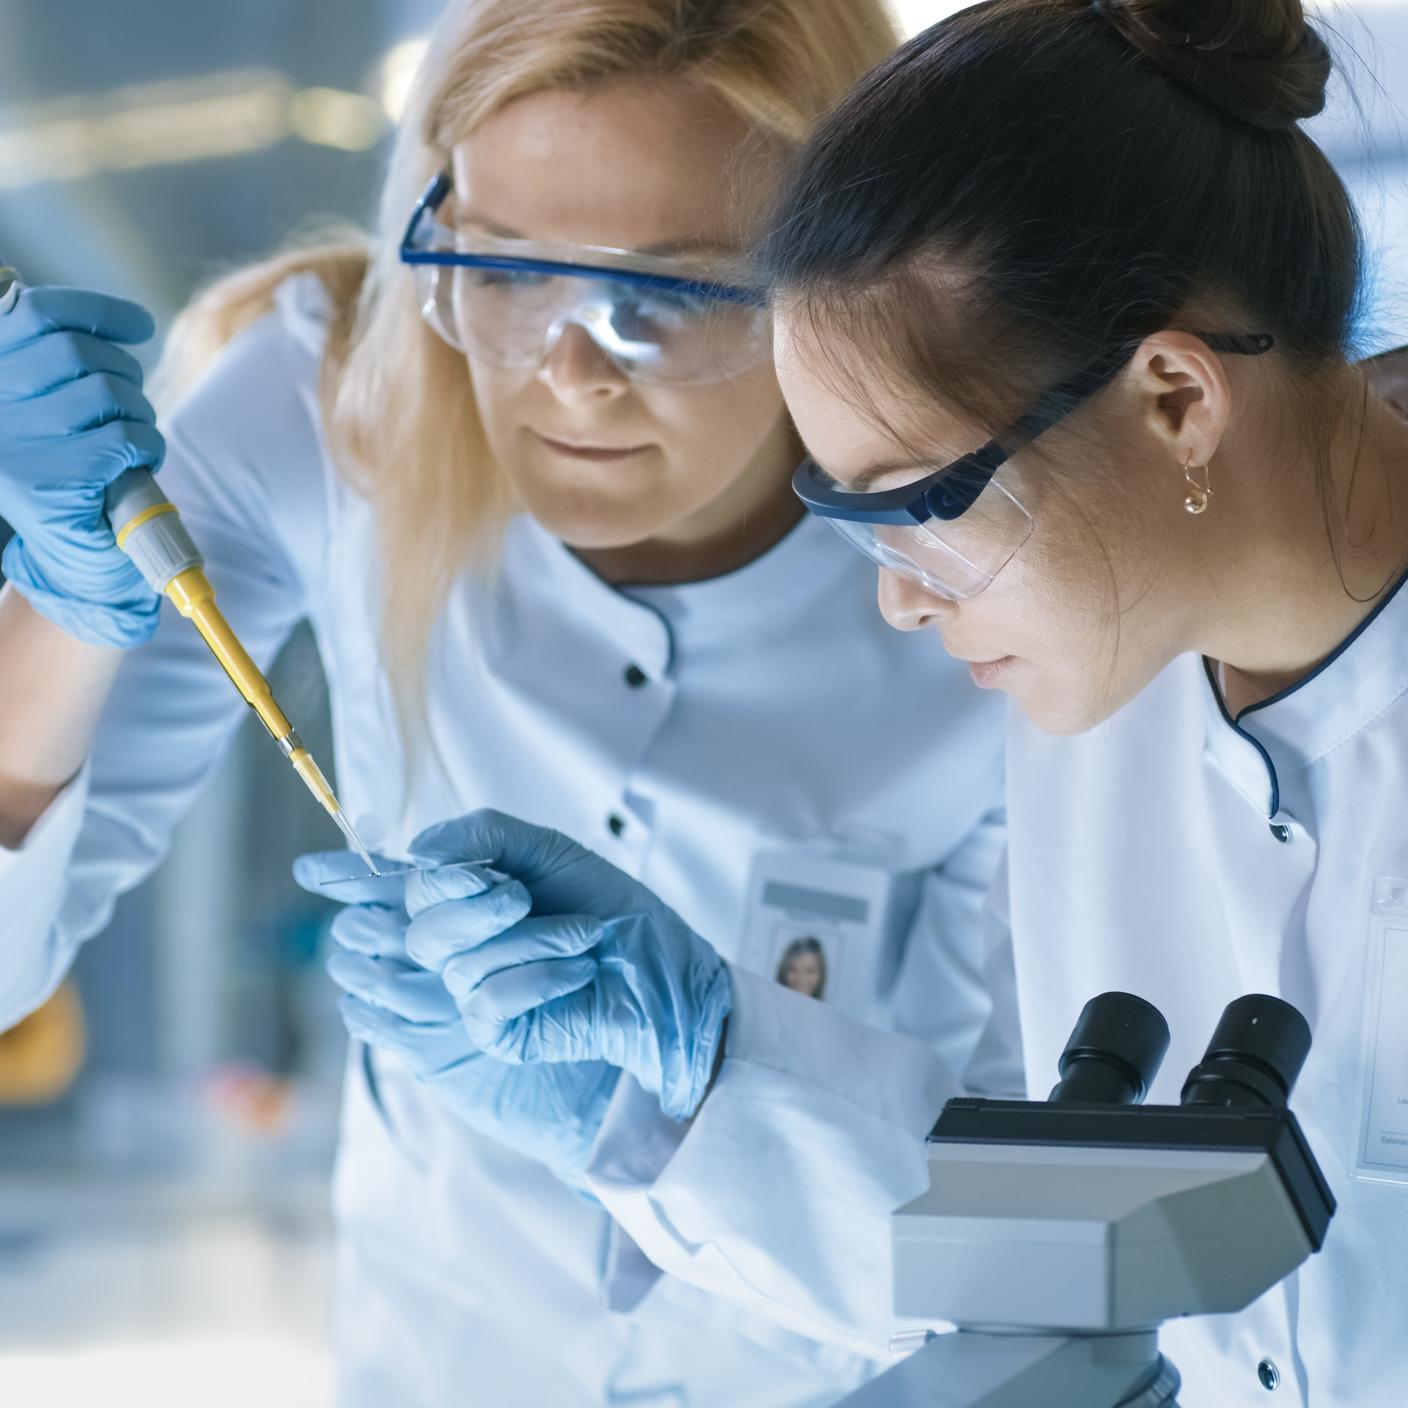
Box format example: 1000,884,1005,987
738,849,901,1021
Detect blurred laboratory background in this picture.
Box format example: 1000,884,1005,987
0,2,1404,1405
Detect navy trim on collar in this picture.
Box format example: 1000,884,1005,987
1203,655,1284,818
1229,560,1408,721
1203,560,1408,818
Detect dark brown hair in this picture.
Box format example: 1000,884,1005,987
759,0,1362,445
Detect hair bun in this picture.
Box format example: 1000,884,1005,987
1089,0,1330,132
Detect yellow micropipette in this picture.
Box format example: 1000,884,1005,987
0,269,376,872
103,464,379,874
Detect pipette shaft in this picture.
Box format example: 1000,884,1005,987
106,467,377,873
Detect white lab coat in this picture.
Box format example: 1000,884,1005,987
0,274,1016,1406
594,571,1408,1405
1002,616,1408,1407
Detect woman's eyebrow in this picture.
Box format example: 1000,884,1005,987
454,209,735,258
636,236,738,257
842,457,930,490
456,212,522,238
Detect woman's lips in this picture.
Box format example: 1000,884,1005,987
532,431,652,462
967,656,1015,689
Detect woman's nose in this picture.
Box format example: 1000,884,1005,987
877,569,955,632
537,322,630,405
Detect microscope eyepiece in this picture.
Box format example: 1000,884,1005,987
1181,994,1312,1108
1048,991,1171,1106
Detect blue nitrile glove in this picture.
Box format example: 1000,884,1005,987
292,850,620,1183
0,284,166,648
403,810,733,1122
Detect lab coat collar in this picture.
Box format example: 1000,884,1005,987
511,509,853,660
625,512,853,648
1201,563,1408,818
501,514,674,678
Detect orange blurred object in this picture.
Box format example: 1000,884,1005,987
205,1064,295,1136
0,981,86,1104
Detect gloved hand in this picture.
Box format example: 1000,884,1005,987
403,810,733,1122
0,284,166,648
292,851,620,1183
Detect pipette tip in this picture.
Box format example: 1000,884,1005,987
333,810,380,876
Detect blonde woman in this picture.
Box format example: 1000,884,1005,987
0,2,1015,1401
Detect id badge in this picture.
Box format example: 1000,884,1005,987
737,848,900,1021
1353,877,1408,1185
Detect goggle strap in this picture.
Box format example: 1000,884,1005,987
1004,333,1273,455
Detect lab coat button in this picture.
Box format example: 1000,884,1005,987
607,813,627,838
624,664,648,688
1269,823,1292,844
1258,1358,1281,1391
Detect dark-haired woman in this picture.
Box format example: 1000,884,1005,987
298,1,1407,1401
760,1,1406,1401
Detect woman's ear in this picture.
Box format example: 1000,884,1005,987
1365,347,1408,423
1127,331,1233,471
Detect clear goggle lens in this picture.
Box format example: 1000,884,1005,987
821,466,1034,601
413,258,771,388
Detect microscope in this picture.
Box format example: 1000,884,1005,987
840,992,1336,1407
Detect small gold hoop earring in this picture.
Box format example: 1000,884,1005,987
1183,455,1212,515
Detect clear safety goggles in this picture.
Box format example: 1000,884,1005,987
793,333,1275,600
399,174,772,387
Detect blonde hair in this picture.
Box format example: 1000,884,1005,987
160,0,900,751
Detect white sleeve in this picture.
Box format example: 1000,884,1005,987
0,285,329,1030
585,807,1021,1355
888,805,1022,1096
959,848,1025,1100
587,968,950,1357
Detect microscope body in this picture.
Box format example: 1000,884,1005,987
840,994,1336,1408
